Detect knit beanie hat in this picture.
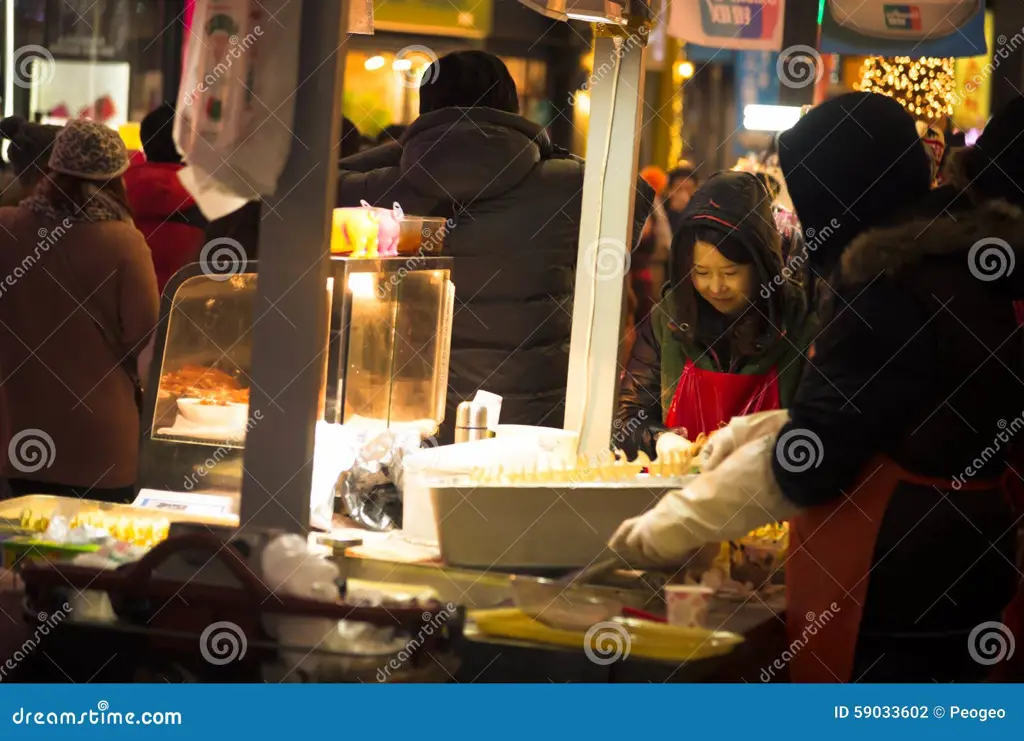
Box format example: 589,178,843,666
48,119,130,181
778,92,931,273
140,103,181,164
419,51,519,115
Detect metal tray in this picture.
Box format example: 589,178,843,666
0,494,238,531
430,480,691,570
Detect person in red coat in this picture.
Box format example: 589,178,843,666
124,103,207,293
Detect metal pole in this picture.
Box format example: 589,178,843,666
240,0,347,532
563,31,646,456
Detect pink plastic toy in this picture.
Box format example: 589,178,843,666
376,202,404,257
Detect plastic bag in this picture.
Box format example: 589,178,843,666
340,428,423,531
174,0,301,220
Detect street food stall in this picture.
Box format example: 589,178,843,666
0,0,789,682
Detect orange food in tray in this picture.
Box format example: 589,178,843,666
160,365,249,404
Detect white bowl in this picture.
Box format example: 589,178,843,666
177,398,249,429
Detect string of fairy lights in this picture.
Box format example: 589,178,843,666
857,56,957,124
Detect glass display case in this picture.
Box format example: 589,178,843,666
138,256,454,499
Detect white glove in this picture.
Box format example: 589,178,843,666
700,410,791,472
610,434,801,566
655,431,690,460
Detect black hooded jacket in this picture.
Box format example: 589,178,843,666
617,171,809,457
338,107,651,442
770,95,1021,672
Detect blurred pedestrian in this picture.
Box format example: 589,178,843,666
664,162,699,235
0,120,159,503
338,50,651,441
124,103,207,293
0,116,61,207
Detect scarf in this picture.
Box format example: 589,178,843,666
22,181,133,225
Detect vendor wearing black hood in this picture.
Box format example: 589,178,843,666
617,170,810,459
610,93,1023,683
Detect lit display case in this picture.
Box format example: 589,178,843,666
138,256,454,500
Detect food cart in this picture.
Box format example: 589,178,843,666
0,0,788,682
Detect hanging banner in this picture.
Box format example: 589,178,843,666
821,0,987,58
373,0,492,38
668,0,786,52
952,9,995,131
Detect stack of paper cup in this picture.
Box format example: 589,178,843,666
664,585,714,628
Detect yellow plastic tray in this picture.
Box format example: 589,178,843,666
469,608,743,662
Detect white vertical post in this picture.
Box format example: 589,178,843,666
240,0,347,532
564,32,646,456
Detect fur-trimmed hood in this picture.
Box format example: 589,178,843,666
840,200,1024,298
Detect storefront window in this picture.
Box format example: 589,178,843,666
4,0,176,127
342,48,552,139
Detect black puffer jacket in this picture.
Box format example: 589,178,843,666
338,107,650,441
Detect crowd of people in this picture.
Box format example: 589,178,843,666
0,48,1021,683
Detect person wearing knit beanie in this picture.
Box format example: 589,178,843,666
778,92,931,275
418,50,519,115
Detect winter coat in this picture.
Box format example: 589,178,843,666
338,106,651,441
772,201,1024,658
124,160,207,293
617,171,812,458
0,206,159,489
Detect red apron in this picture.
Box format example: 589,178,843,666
787,456,1005,682
664,360,780,439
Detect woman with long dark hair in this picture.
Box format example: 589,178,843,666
617,170,811,459
0,119,159,502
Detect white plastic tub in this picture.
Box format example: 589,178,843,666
429,478,693,570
